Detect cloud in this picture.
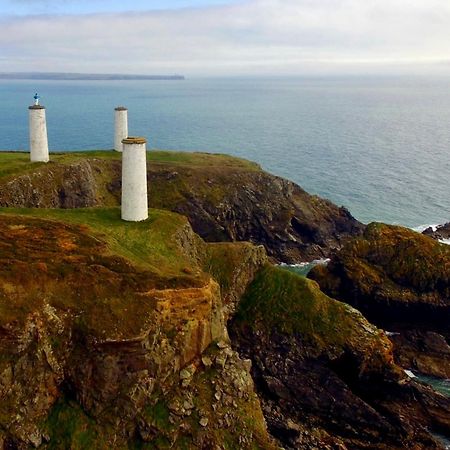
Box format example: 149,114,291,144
1,0,449,75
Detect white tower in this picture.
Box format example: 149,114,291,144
121,137,148,222
114,106,128,152
29,97,49,162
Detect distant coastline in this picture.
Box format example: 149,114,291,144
0,72,185,81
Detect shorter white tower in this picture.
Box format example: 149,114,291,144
114,106,128,152
121,137,148,222
29,98,49,162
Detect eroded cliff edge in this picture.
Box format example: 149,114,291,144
0,152,448,449
0,209,274,449
230,265,450,450
1,209,448,449
0,151,364,263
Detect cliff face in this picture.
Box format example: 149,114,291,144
0,210,274,449
309,223,450,334
308,223,450,379
1,152,448,449
230,265,450,450
0,151,364,263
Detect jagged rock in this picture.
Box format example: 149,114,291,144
0,159,99,208
423,222,450,241
201,355,213,368
0,212,275,449
390,330,450,379
309,222,450,336
180,364,196,380
230,265,449,450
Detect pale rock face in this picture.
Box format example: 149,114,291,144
121,137,148,222
114,108,128,152
29,106,49,163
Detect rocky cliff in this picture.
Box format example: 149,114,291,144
0,209,274,449
0,152,448,449
230,265,450,450
0,151,364,263
309,223,450,380
309,223,449,334
423,222,450,242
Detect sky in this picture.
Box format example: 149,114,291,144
1,0,449,76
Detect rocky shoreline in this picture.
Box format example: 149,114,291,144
423,222,450,242
0,150,448,449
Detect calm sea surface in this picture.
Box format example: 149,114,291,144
0,77,449,227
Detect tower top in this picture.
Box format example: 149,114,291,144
29,105,45,110
122,136,146,145
115,106,128,111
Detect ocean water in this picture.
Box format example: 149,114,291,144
0,76,449,228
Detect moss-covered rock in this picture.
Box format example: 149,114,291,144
308,222,450,335
0,209,274,449
230,265,450,449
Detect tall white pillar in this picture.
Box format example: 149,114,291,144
29,105,49,162
121,137,148,222
114,106,128,152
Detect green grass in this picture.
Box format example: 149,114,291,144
234,265,398,376
0,152,48,178
149,150,260,171
203,242,263,294
143,401,172,433
0,207,195,277
236,265,371,348
0,149,260,181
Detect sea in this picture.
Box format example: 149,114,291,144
0,76,449,229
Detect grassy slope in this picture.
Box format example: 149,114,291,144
0,150,260,181
0,152,272,449
236,265,356,346
235,265,395,374
0,207,195,277
0,207,211,339
356,222,450,293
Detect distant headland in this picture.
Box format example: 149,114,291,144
0,72,185,81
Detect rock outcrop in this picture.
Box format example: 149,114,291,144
230,265,450,449
389,331,450,379
423,222,450,242
0,210,275,449
0,151,364,263
1,152,447,449
309,223,450,335
0,159,101,208
308,222,450,381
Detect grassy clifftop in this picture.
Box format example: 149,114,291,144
0,149,364,263
234,265,396,373
0,207,275,448
0,207,197,276
0,208,208,335
0,150,260,181
230,265,450,449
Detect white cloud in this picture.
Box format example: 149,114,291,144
1,0,449,75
